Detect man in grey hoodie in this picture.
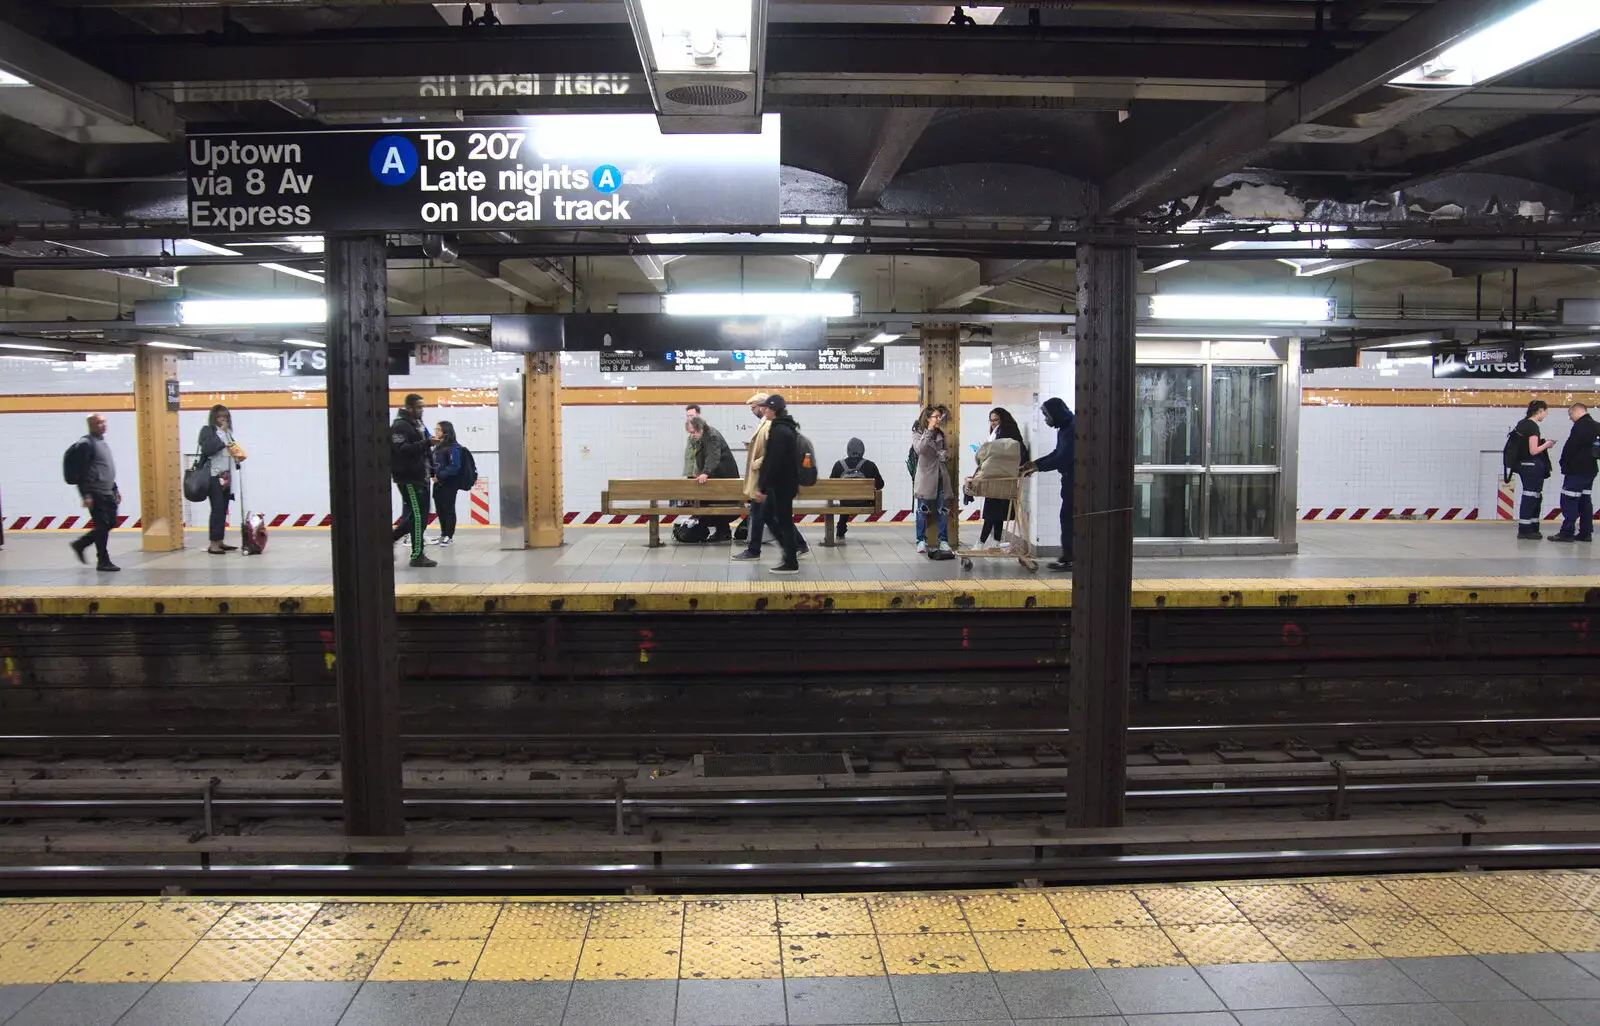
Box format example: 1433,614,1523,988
68,413,121,571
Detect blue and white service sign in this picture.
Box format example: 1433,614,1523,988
187,114,781,234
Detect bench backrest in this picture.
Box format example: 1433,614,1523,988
605,478,878,504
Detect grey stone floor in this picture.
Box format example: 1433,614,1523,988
0,521,1594,588
2,954,1600,1024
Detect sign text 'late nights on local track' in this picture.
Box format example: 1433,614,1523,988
185,115,781,235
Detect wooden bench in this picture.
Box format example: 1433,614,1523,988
601,478,883,547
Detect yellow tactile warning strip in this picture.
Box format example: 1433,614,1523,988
1,870,1598,985
0,574,1597,616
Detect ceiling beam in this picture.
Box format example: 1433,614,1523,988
0,20,179,142
1387,113,1600,190
849,107,937,208
933,257,1048,309
1099,0,1534,218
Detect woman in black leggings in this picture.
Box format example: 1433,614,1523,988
430,420,464,546
197,405,245,554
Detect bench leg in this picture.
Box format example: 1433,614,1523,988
648,515,661,548
823,513,836,546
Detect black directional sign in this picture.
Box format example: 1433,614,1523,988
187,114,781,235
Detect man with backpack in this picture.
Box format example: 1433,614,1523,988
829,438,884,540
1549,402,1598,543
1508,400,1556,540
63,413,121,572
753,394,803,575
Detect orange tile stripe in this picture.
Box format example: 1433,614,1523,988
1304,387,1600,408
0,385,993,414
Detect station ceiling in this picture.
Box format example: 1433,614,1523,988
0,0,1597,357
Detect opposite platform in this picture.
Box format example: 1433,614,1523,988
0,870,1599,1024
0,523,1596,613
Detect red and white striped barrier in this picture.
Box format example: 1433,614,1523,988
469,480,492,526
1298,505,1561,522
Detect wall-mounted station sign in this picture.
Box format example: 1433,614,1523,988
599,349,885,373
187,113,780,234
1433,347,1597,379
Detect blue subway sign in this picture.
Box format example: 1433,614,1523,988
187,114,780,234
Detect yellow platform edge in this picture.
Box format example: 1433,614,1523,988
0,870,1596,985
0,576,1597,615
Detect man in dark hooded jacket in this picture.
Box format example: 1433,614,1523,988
1025,397,1075,572
754,394,802,575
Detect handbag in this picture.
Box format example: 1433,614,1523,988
182,458,211,502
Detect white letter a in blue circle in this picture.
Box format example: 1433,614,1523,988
381,147,406,176
594,167,619,192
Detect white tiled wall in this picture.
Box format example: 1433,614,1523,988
990,334,1075,549
0,346,995,525
1299,356,1600,517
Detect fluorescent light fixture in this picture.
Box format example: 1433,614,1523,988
1143,259,1189,274
867,331,902,346
184,239,242,257
0,341,68,352
1137,331,1280,340
1149,294,1335,322
1368,338,1435,350
1527,340,1600,351
261,262,325,284
431,334,477,347
283,338,324,348
1551,352,1587,359
1390,0,1600,89
814,253,844,280
175,298,326,326
146,340,200,350
631,0,758,74
663,292,858,317
851,344,875,354
0,70,28,87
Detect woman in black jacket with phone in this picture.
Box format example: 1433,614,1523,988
197,405,245,554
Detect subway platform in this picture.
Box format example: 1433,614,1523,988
0,871,1598,1024
0,522,1596,614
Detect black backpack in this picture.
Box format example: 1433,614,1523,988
455,446,478,491
672,517,710,543
1501,426,1527,483
62,439,89,486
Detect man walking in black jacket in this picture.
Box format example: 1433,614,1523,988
754,394,802,575
392,393,438,568
1550,402,1598,543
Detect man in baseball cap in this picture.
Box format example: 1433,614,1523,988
753,393,804,573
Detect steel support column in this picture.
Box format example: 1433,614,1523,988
1067,238,1136,829
524,351,564,548
325,235,404,837
132,348,183,552
919,325,961,549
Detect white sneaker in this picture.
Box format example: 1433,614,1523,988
438,537,453,547
916,540,928,554
938,541,951,553
423,535,440,546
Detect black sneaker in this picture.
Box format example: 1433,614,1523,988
70,541,87,565
836,522,848,538
731,550,760,561
96,563,120,572
1549,533,1577,543
1517,530,1543,540
409,555,438,568
770,562,800,575
1579,535,1594,542
1045,559,1072,572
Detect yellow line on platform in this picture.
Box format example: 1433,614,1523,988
0,870,1595,984
0,576,1597,615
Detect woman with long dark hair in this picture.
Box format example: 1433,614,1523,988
197,404,245,554
430,420,465,546
976,407,1029,544
911,405,953,553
